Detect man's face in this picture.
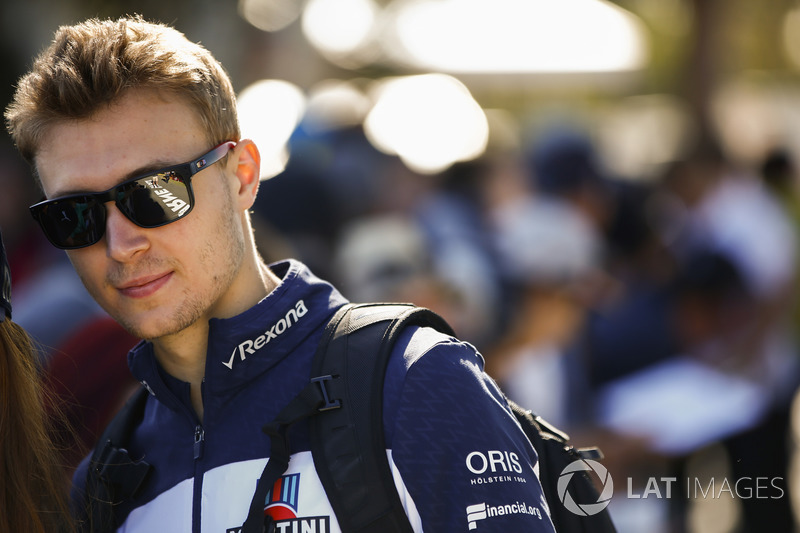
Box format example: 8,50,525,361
35,89,245,340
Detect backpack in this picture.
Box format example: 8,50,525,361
86,303,616,532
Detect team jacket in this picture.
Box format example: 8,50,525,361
71,260,556,532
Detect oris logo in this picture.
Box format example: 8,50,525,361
466,450,523,475
223,300,308,370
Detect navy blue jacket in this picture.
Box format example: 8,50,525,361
72,260,556,532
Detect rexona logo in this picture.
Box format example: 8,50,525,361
558,459,614,516
466,501,543,530
223,300,308,370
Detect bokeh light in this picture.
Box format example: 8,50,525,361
301,0,380,68
237,79,307,179
363,74,489,174
382,0,647,73
783,7,800,70
238,0,303,32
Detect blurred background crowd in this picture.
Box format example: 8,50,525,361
4,0,800,532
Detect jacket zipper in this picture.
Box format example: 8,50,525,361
191,421,205,533
194,425,205,459
191,381,206,533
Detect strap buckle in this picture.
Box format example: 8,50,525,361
311,375,341,411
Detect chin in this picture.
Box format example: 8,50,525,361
115,313,182,340
109,295,209,340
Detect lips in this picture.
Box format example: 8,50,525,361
117,271,173,298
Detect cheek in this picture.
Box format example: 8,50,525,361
66,250,111,303
66,249,102,283
186,186,242,264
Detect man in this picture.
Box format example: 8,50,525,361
5,16,556,532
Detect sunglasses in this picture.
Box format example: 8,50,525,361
30,142,236,250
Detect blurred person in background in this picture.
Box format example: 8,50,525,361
277,133,511,348
485,194,603,428
660,141,800,429
760,148,800,226
592,140,800,532
513,126,800,531
524,126,681,388
333,213,495,346
0,227,75,533
659,141,798,384
759,147,800,345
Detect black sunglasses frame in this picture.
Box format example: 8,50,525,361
30,141,236,250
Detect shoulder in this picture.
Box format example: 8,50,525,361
389,324,486,375
383,324,496,414
383,324,519,441
382,326,556,531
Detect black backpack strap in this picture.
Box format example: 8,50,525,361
84,386,152,532
309,303,455,533
240,378,335,533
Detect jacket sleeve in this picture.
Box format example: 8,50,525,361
383,326,558,532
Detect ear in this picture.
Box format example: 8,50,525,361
230,139,261,210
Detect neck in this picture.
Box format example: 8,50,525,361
151,260,281,420
153,326,209,419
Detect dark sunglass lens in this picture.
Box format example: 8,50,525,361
38,198,104,248
117,171,193,227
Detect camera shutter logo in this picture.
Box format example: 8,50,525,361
557,459,614,516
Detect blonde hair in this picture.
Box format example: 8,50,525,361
5,15,240,168
0,319,74,533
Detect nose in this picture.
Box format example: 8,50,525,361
104,203,150,261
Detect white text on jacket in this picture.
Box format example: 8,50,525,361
223,300,308,369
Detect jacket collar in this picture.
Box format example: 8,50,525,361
128,259,348,413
